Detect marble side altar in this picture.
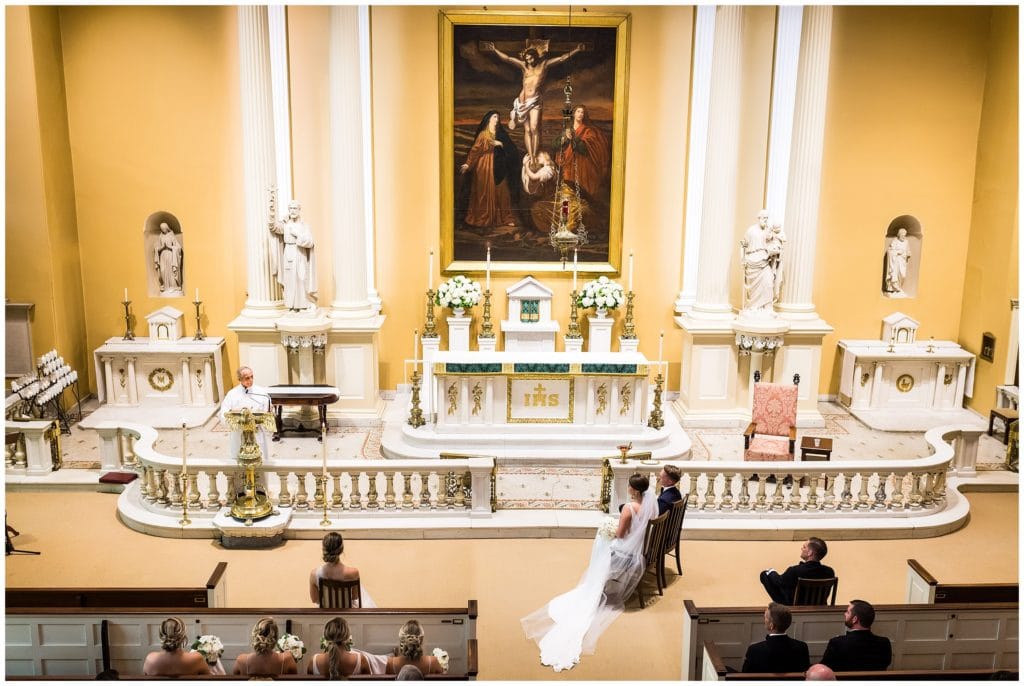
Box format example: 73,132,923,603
384,351,692,462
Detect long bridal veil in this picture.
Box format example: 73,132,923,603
521,484,658,672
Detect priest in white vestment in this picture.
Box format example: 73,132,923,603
219,366,273,461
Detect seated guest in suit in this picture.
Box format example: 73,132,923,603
397,664,425,680
308,617,371,678
805,663,836,680
233,617,298,676
741,602,810,673
143,617,211,676
657,464,683,515
385,620,445,675
759,537,834,605
820,599,892,671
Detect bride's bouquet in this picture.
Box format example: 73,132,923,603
596,516,619,540
276,633,307,661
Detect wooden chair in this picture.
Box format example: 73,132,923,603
318,577,362,609
792,576,838,606
636,511,670,608
743,373,800,462
659,498,689,589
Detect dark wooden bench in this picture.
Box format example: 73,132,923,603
907,559,1018,604
5,562,228,609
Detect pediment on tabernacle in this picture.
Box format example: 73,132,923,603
506,276,553,300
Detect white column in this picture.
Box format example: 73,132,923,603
870,362,885,407
94,425,123,472
421,336,441,419
125,357,139,405
180,358,193,405
203,357,215,404
267,6,293,209
675,5,716,313
328,6,379,320
691,6,744,317
777,6,833,319
933,363,946,407
238,6,282,315
763,6,803,226
102,356,115,405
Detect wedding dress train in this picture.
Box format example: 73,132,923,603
521,486,657,671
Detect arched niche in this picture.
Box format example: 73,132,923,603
880,214,922,299
144,211,185,298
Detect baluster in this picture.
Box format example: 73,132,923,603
294,473,309,510
805,474,821,511
313,475,326,508
419,472,432,509
367,471,380,509
454,472,466,509
5,437,15,466
401,472,414,509
753,475,768,511
126,434,139,466
13,436,27,467
699,473,715,510
686,474,699,508
838,473,854,510
908,472,923,509
141,466,155,502
787,473,803,511
187,473,201,508
276,472,292,507
933,470,947,504
207,471,223,510
855,472,871,510
889,472,905,511
719,473,735,511
872,472,888,510
384,471,397,509
169,473,183,507
736,473,751,511
331,474,343,509
156,468,170,505
349,472,363,510
770,473,785,511
920,471,936,508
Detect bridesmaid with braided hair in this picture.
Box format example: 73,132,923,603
143,617,210,676
307,617,370,678
385,620,445,675
232,618,297,676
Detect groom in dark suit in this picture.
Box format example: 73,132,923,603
820,599,892,671
760,537,835,605
741,603,810,673
657,464,683,515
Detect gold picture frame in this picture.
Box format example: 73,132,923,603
439,9,631,276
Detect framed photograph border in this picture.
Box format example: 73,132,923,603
438,9,631,277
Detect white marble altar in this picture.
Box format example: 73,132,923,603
501,277,559,353
838,338,977,431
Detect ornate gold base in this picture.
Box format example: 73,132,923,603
230,489,274,524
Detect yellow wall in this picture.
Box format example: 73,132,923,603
958,6,1019,417
816,6,995,394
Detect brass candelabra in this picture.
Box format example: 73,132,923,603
178,472,192,526
567,290,583,339
423,289,438,338
622,291,637,339
318,474,331,526
193,298,205,340
647,371,665,430
480,289,495,338
121,299,135,341
408,369,426,428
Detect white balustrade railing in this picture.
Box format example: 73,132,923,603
107,423,493,520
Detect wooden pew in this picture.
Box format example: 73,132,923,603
703,638,1017,680
906,559,1019,604
6,561,228,609
681,599,1018,680
6,603,477,679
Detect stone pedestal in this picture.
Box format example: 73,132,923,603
12,420,56,476
587,315,613,353
619,337,639,354
447,314,471,352
421,335,441,420
477,336,497,353
564,337,583,354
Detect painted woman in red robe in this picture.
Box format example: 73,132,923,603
557,105,611,200
460,111,520,228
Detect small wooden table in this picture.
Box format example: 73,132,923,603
801,436,833,461
988,407,1019,445
267,385,340,442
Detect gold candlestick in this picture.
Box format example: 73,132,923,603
178,472,192,526
480,289,495,338
423,289,438,338
121,299,135,341
648,371,665,430
567,290,583,339
193,298,206,340
408,369,426,428
622,291,637,339
318,475,331,527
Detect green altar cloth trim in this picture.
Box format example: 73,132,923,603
513,363,571,374
442,363,504,374
581,363,639,374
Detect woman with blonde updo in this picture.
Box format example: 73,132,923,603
309,531,376,608
142,617,210,676
385,620,444,675
307,617,370,678
232,617,297,676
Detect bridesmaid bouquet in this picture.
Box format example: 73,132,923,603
432,647,450,673
596,516,619,540
191,635,225,674
276,633,307,661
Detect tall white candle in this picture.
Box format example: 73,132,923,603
195,288,200,301
124,287,128,301
181,422,187,476
658,330,664,366
628,251,634,291
572,249,578,291
486,243,491,291
413,329,419,360
322,426,328,478
428,250,433,290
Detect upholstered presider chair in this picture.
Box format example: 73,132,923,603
743,373,800,462
318,577,362,609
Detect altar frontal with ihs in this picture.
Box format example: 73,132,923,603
509,376,574,423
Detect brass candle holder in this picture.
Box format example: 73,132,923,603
121,299,135,341
622,291,637,339
178,472,192,526
480,289,495,338
423,289,438,338
193,298,205,341
318,474,331,527
567,290,583,339
408,369,426,428
648,371,665,430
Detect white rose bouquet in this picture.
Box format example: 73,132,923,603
276,633,306,662
596,516,619,540
190,634,224,663
434,275,483,311
576,276,625,311
432,647,450,673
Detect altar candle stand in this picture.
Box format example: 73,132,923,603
179,422,191,526
121,295,135,341
319,424,331,526
193,295,206,341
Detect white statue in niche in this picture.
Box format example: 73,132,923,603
766,222,787,303
268,189,318,312
739,209,778,315
884,227,911,297
152,220,184,296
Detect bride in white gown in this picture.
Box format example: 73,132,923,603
521,473,658,672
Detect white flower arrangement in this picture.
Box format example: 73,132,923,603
320,636,354,651
190,635,225,663
596,516,619,540
276,633,307,661
434,275,482,311
432,647,450,673
576,276,625,311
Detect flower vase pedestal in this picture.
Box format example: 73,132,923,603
564,336,583,353
587,311,614,353
447,310,471,352
619,337,639,354
477,336,497,352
